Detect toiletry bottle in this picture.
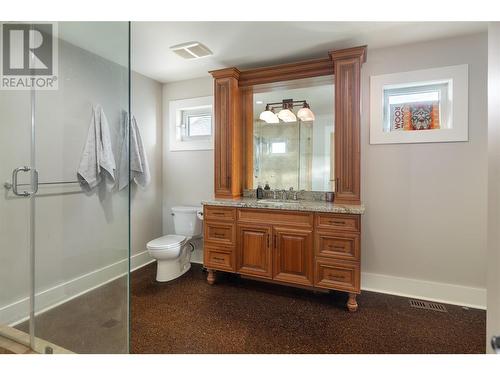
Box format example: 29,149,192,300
256,184,264,199
264,182,270,190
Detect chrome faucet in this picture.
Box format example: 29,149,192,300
280,189,287,200
292,189,305,200
273,189,279,200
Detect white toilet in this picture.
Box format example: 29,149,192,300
147,206,203,282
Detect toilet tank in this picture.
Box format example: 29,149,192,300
171,206,203,237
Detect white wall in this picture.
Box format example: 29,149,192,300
361,33,488,307
0,37,163,324
161,77,214,242
487,22,500,353
131,72,163,257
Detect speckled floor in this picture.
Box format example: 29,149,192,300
9,262,485,354
130,263,486,354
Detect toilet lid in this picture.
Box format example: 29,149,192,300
147,234,187,250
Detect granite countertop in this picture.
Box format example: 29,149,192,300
201,198,365,215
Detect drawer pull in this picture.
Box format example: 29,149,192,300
327,274,345,281
328,245,346,251
212,212,225,216
212,256,225,262
213,233,226,238
328,220,345,225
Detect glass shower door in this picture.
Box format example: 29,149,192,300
0,21,130,354
0,58,35,350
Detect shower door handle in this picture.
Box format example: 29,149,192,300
11,166,38,197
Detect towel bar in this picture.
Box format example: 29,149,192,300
4,180,81,190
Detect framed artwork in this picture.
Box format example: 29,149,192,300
370,64,468,144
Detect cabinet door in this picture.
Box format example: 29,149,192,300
236,224,272,278
273,226,313,286
214,78,232,197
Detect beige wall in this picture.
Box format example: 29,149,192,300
131,72,163,256
361,33,488,302
161,76,214,236
487,23,500,353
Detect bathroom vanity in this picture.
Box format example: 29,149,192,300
204,45,366,311
202,200,364,311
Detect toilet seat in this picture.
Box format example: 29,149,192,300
147,234,187,251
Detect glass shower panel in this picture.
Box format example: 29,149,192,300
0,76,33,348
31,22,130,354
254,120,301,190
0,22,130,354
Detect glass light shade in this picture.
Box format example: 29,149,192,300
259,110,279,124
277,108,297,123
297,107,315,121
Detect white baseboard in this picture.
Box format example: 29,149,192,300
361,272,486,310
0,251,154,326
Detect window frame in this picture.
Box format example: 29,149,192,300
169,96,214,151
181,108,212,141
369,64,468,144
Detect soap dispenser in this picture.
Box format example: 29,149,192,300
256,184,264,199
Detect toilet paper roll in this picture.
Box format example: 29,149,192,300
196,210,204,220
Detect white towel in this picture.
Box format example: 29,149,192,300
118,112,151,190
77,105,116,190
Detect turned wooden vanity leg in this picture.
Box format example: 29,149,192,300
207,269,216,285
347,293,358,312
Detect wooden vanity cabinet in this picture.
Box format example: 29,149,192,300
203,205,361,312
205,46,366,311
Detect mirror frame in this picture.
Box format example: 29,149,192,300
210,46,366,205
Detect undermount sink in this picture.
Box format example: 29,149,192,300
256,199,301,207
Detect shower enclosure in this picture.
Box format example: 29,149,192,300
0,22,130,353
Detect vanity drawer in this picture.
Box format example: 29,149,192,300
204,245,235,271
238,208,313,228
204,206,236,221
204,222,235,245
315,213,360,232
314,258,360,292
315,231,360,261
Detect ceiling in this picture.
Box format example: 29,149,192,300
130,22,487,83
57,22,487,83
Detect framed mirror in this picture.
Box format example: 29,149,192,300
251,77,334,191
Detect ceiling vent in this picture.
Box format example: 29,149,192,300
170,41,213,59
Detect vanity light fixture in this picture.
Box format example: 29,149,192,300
259,99,315,124
297,102,316,121
277,100,297,123
259,105,279,123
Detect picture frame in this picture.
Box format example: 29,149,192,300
369,64,469,144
